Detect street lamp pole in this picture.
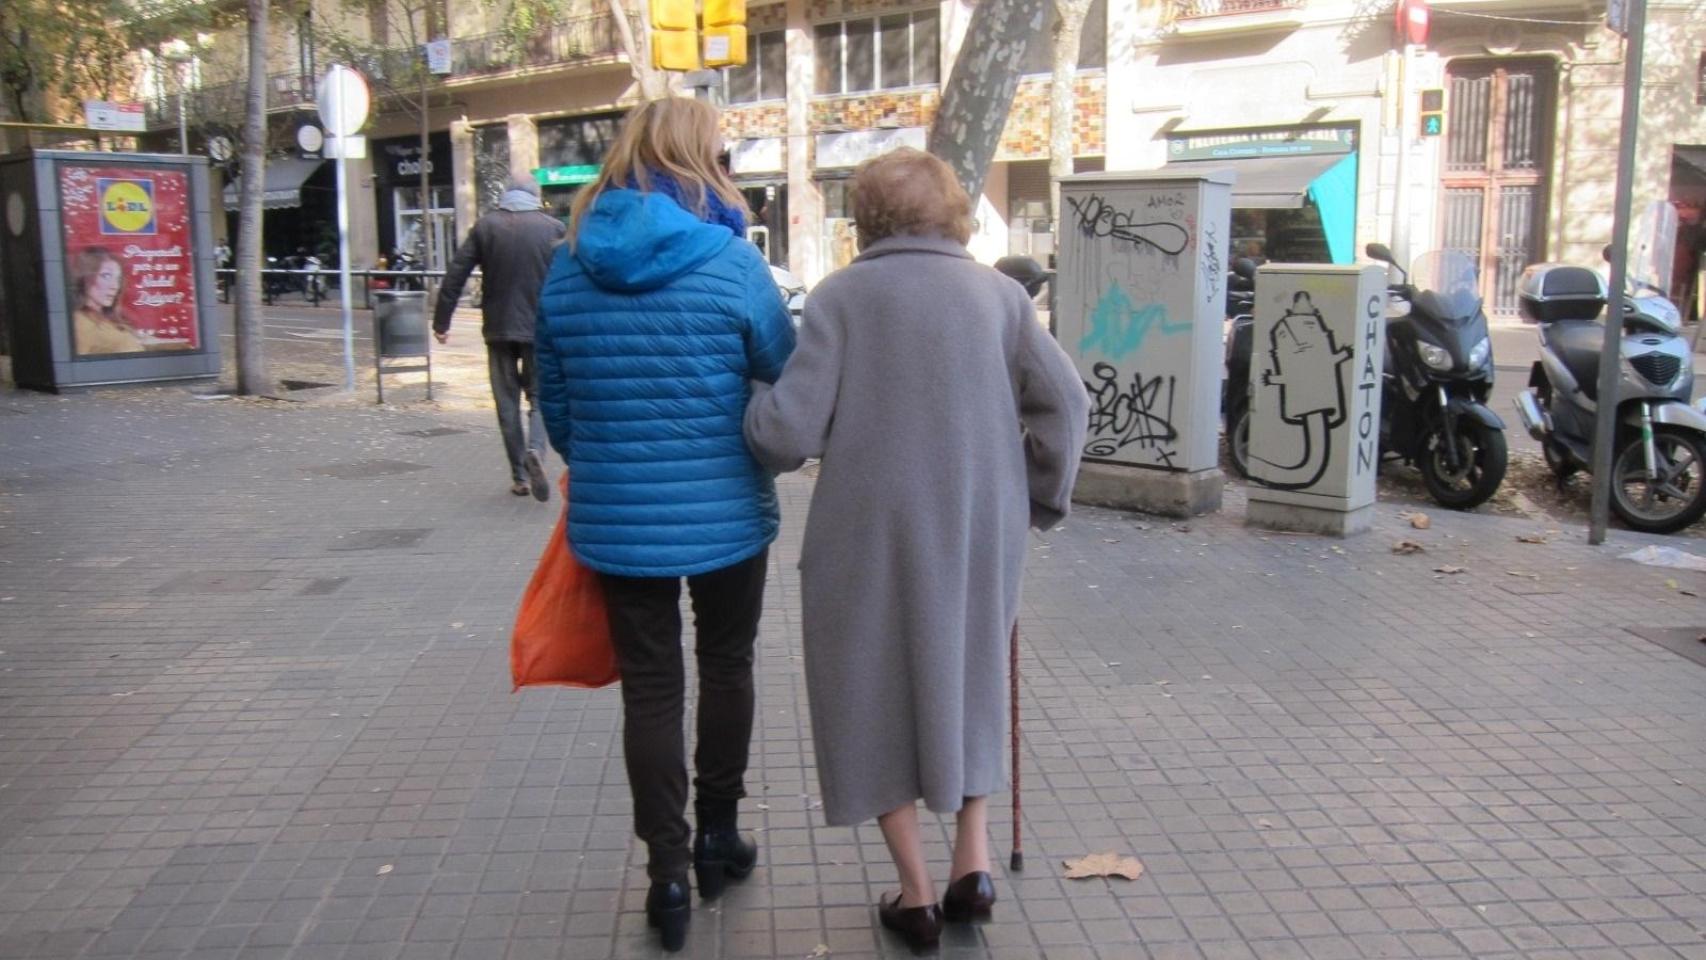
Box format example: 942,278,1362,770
178,82,188,155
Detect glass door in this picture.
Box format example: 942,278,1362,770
394,185,457,271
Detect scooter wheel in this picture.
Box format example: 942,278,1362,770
1610,427,1706,534
1419,419,1507,510
1226,402,1252,479
1543,441,1577,481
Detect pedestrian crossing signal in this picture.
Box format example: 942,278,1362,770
650,0,699,70
1419,87,1445,138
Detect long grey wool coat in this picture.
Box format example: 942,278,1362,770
744,234,1089,826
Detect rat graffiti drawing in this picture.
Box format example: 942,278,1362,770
1250,291,1353,491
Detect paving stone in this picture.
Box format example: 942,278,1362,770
4,388,1706,958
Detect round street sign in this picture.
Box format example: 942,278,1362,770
297,124,325,154
316,65,370,138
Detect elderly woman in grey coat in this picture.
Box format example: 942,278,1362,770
744,147,1088,951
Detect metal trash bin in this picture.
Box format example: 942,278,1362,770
372,290,432,403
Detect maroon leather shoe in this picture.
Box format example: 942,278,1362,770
877,891,943,952
942,871,996,922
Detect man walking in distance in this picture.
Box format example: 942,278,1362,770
433,177,566,499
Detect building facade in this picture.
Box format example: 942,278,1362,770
136,0,1706,317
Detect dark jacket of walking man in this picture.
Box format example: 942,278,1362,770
434,178,567,499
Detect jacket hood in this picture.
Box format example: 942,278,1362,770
573,189,734,292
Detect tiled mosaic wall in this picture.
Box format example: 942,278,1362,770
749,3,787,30
808,0,935,18
996,75,1106,161
722,103,790,140
809,89,940,132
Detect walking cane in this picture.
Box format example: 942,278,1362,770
1009,620,1024,872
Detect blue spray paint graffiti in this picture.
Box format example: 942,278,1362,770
1078,283,1192,360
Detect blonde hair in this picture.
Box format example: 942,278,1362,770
851,147,974,248
568,98,747,247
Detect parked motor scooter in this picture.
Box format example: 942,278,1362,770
1221,258,1259,477
769,264,806,326
390,247,425,291
1513,235,1706,533
1226,247,1508,508
1367,242,1507,508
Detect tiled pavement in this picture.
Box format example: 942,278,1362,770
2,386,1706,960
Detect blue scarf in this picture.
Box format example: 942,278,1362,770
631,170,749,235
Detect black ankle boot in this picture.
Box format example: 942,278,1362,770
693,803,758,900
645,878,690,952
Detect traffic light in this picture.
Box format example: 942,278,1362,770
1419,88,1445,137
650,0,698,71
702,0,747,67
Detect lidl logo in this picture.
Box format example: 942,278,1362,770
98,178,155,235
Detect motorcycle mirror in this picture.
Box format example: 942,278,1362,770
1233,257,1258,281
1365,242,1395,264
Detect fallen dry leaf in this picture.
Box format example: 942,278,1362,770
1516,534,1550,544
1434,565,1465,575
1063,852,1145,881
1409,513,1432,530
808,946,831,959
1392,540,1426,555
1506,570,1541,580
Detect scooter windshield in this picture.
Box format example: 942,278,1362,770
1409,250,1482,321
1628,199,1678,298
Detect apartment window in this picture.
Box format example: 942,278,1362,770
728,30,787,103
814,8,939,96
1020,0,1107,75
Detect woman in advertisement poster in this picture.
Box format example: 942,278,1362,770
70,247,146,356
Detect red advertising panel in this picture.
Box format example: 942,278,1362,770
58,164,200,357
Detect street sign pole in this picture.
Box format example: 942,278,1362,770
317,65,370,394
1589,0,1648,544
334,132,354,392
1392,43,1416,266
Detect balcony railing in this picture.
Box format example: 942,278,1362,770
145,13,629,129
448,12,629,78
145,70,314,129
1173,0,1303,18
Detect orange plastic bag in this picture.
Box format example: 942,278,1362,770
511,477,619,690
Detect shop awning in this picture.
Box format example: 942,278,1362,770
1173,152,1345,209
222,158,324,211
1169,152,1359,265
1674,145,1706,184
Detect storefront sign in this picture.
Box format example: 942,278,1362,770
373,133,453,186
57,164,200,357
1167,127,1355,162
533,165,601,187
815,127,926,170
83,101,147,133
730,138,784,176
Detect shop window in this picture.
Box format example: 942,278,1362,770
814,9,939,96
1019,0,1107,75
727,30,786,103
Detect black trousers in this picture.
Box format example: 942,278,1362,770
600,548,768,881
486,340,545,483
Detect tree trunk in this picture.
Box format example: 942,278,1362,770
1048,2,1088,231
235,0,272,395
926,0,1050,202
607,0,666,100
418,72,435,300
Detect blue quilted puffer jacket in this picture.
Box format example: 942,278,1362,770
535,188,796,578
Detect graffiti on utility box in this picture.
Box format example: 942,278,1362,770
1056,173,1233,475
1246,265,1387,510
